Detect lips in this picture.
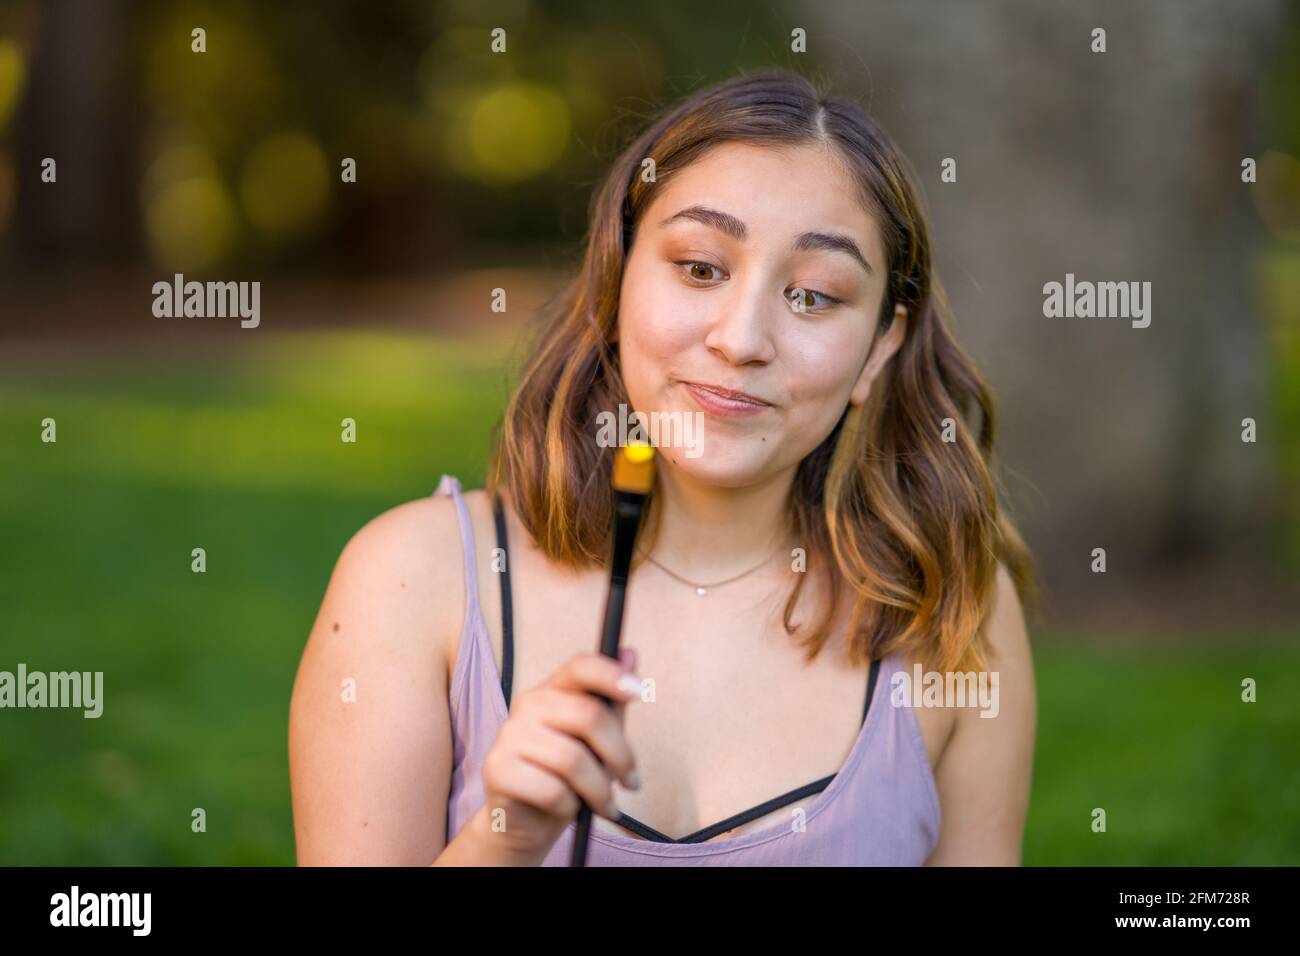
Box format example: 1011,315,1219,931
681,381,773,418
682,381,772,407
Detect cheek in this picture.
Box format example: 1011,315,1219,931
618,259,699,363
782,327,869,411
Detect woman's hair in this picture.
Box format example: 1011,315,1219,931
486,67,1037,674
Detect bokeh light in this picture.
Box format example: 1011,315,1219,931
239,131,330,240
143,144,238,271
450,83,571,185
0,38,25,132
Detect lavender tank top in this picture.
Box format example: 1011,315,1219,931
435,474,942,865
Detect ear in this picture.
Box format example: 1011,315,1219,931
849,304,908,407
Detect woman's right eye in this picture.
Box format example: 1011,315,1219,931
673,260,725,284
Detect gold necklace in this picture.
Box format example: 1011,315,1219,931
639,538,789,596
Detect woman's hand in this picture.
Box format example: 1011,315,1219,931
471,648,643,865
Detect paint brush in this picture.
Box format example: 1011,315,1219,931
570,439,656,866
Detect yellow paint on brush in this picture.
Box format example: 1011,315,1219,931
612,441,655,494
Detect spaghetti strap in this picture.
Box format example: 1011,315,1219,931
435,474,514,713
434,475,482,630
492,492,515,709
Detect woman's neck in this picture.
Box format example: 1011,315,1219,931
638,462,799,580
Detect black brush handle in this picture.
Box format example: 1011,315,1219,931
570,490,647,867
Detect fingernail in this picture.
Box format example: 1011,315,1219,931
605,797,621,818
616,674,642,698
625,768,642,790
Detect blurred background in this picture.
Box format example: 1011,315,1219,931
0,0,1297,865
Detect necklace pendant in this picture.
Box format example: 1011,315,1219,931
695,586,707,596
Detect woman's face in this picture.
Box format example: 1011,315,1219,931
617,141,907,486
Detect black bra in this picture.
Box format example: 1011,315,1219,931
491,493,881,844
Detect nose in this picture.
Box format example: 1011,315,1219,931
701,270,779,366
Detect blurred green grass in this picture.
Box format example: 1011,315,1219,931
0,329,1296,865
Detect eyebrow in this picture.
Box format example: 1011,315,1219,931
658,204,874,276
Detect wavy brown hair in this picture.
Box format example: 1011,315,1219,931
486,68,1037,675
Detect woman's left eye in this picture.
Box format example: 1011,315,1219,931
787,287,840,312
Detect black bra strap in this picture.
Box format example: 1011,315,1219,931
665,775,837,844
616,656,883,844
492,492,514,709
862,652,880,723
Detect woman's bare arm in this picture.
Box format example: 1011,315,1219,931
924,563,1037,865
289,495,465,865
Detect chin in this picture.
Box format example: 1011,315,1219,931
658,443,770,488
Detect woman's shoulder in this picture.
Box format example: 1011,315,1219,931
345,491,463,591
311,488,484,670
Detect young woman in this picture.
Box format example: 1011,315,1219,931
289,68,1038,866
